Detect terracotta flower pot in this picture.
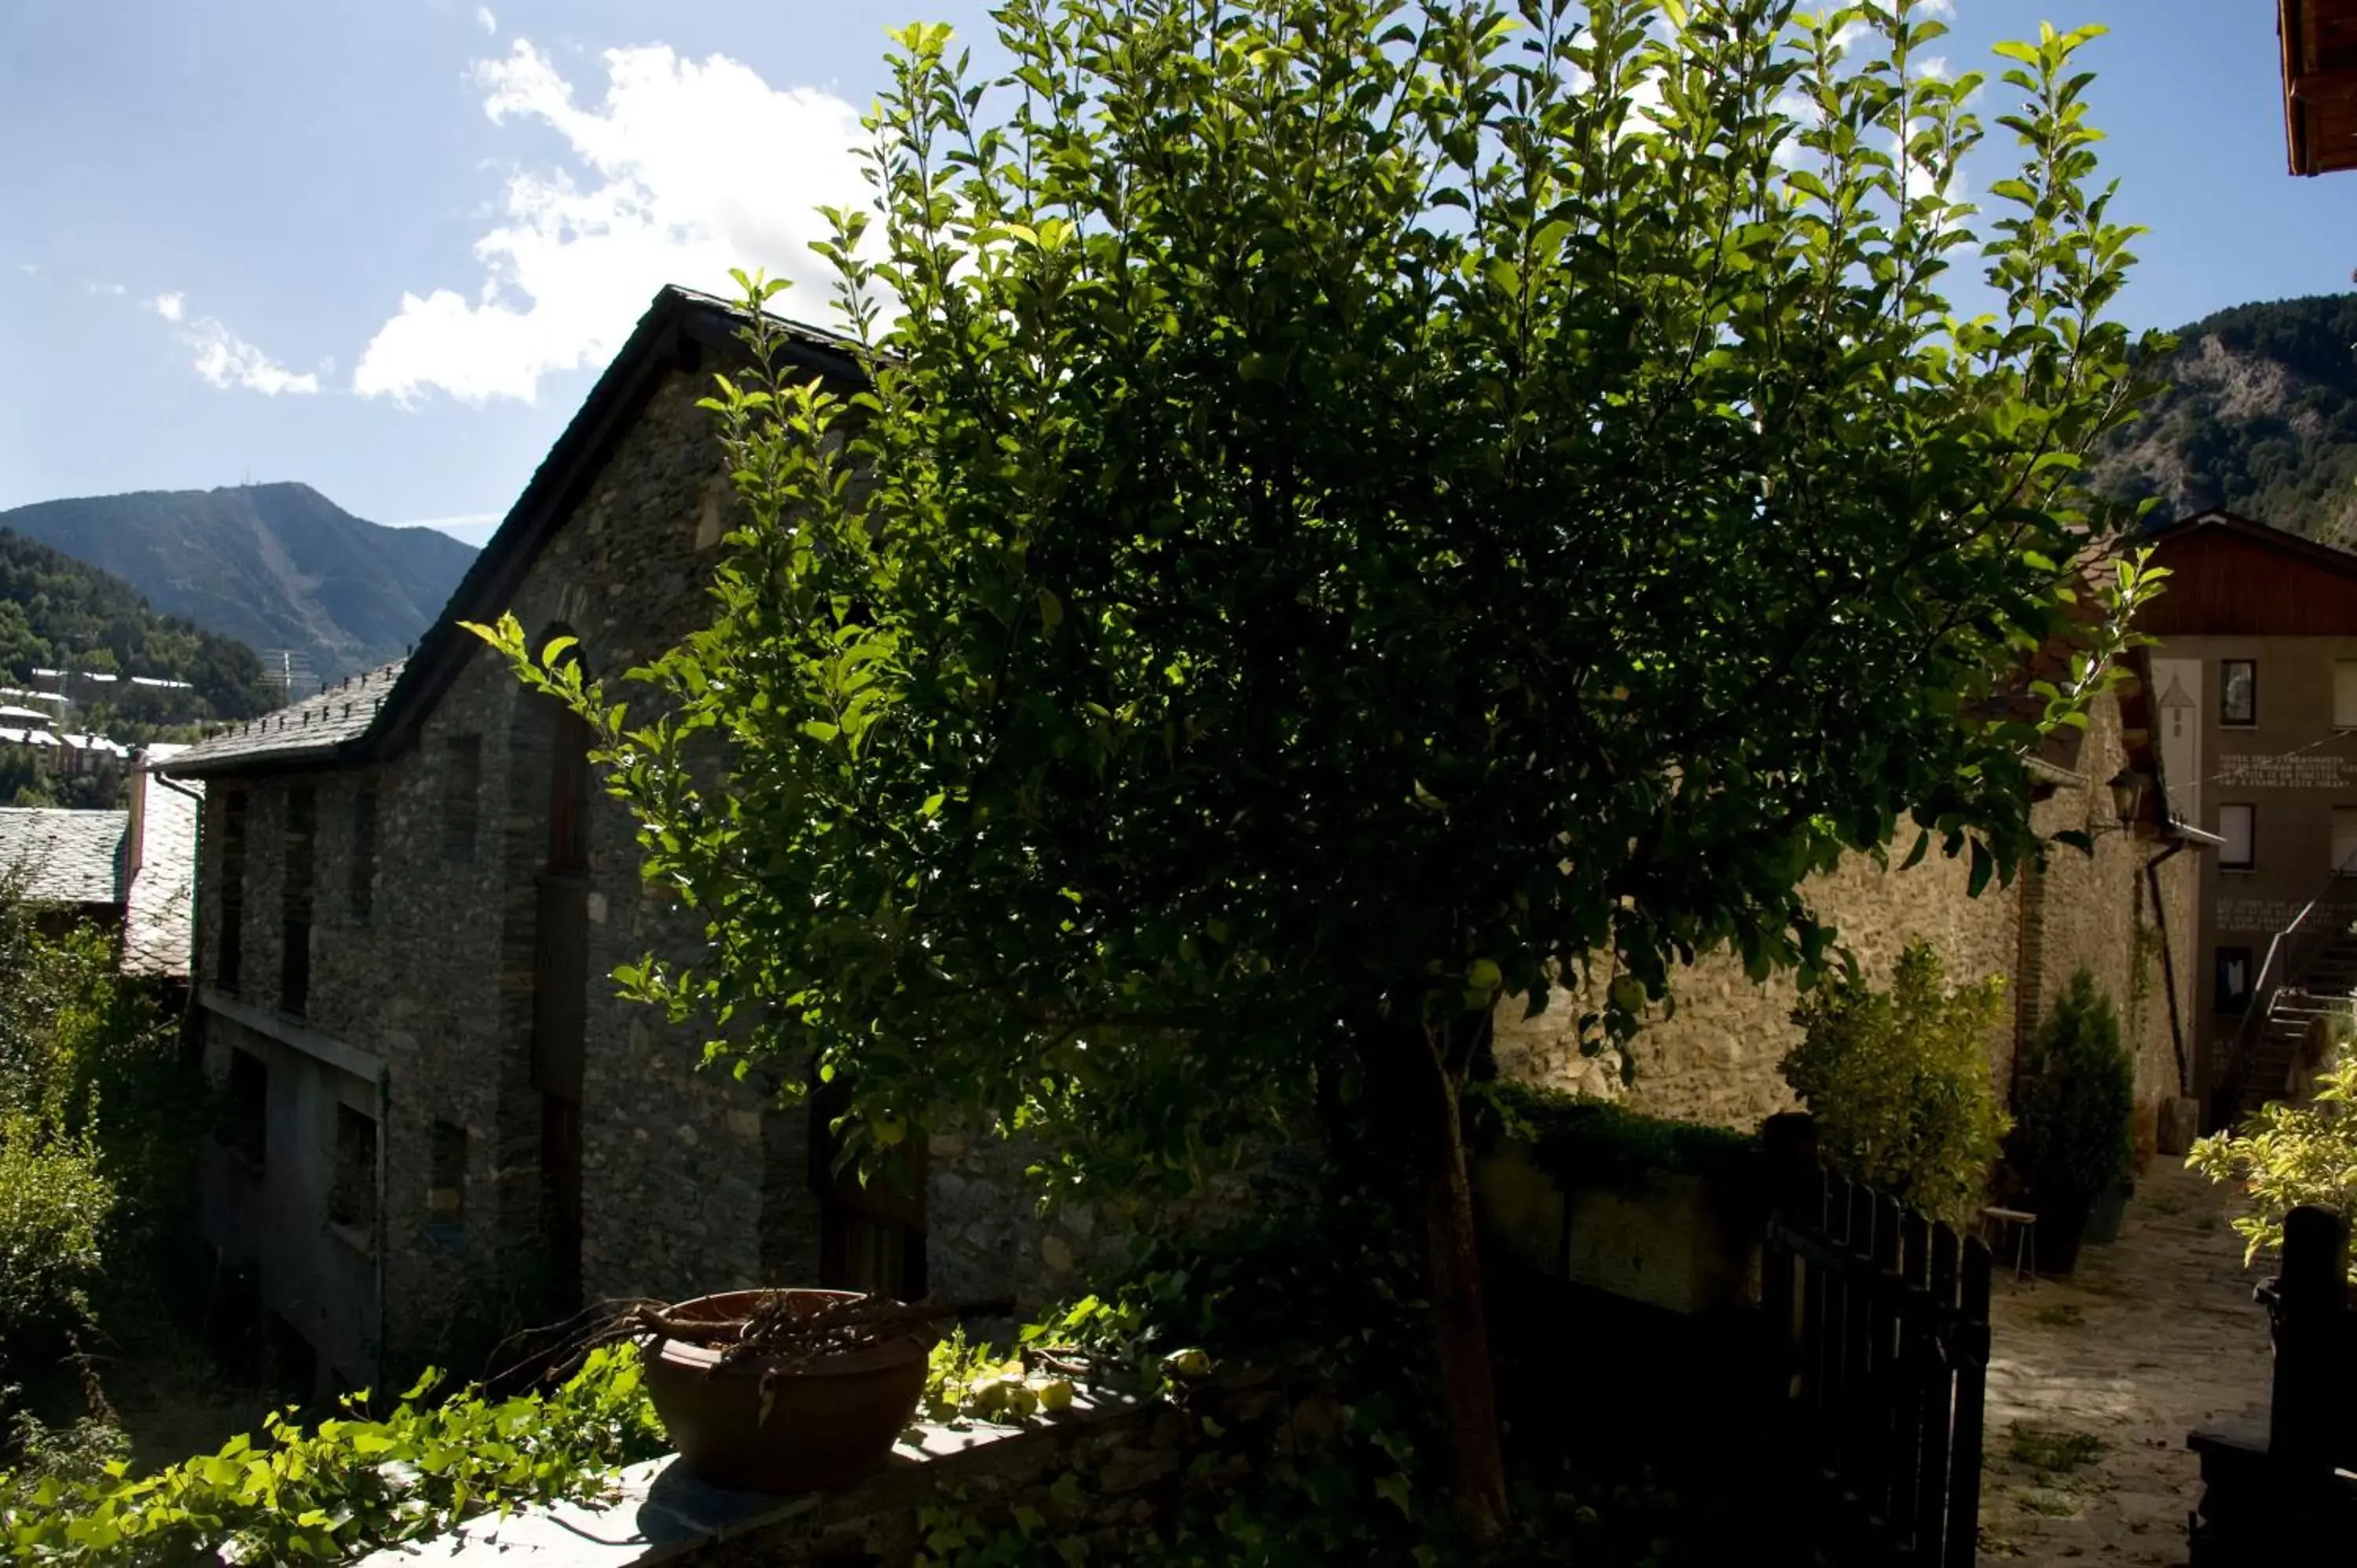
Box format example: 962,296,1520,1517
640,1288,929,1493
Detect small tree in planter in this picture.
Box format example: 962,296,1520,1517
1782,940,2011,1228
2010,969,2134,1271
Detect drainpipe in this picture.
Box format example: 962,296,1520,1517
154,768,207,1052
2146,837,2191,1099
375,1061,390,1392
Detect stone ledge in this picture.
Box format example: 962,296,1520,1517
357,1388,1154,1566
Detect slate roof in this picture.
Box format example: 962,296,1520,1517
0,808,127,907
162,660,407,778
123,746,199,978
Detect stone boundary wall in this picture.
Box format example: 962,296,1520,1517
358,1367,1306,1566
1491,691,2203,1157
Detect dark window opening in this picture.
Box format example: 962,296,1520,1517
808,1077,927,1300
329,1104,379,1235
281,786,315,1017
428,1119,467,1221
2220,659,2257,727
218,790,248,993
2216,946,2254,1016
443,736,482,863
350,787,379,924
222,1047,266,1171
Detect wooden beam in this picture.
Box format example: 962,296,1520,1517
2289,68,2357,101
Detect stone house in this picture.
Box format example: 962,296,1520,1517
1494,659,2212,1166
163,289,1069,1394
0,752,200,976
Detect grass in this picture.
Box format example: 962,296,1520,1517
2030,1303,2085,1329
2007,1423,2106,1475
2014,1489,2082,1518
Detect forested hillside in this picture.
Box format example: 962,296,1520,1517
0,482,476,684
0,529,275,721
2094,293,2357,544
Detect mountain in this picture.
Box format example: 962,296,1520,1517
0,483,478,686
0,528,276,721
2094,293,2357,546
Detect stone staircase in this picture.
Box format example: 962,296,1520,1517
2238,929,2357,1119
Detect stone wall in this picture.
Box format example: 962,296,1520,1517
1493,691,2204,1156
192,368,1065,1387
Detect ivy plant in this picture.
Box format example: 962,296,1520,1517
475,0,2165,1539
0,1346,664,1566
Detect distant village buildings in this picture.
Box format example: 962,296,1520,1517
0,698,134,776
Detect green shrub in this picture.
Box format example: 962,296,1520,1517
2011,968,2134,1204
1781,941,2010,1226
0,1345,665,1565
1472,1080,1761,1190
0,1109,114,1341
2188,1060,2357,1283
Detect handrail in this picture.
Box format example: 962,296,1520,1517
2221,849,2357,1121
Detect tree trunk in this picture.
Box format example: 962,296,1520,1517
1414,1034,1512,1546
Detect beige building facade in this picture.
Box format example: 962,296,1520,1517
2140,511,2357,1124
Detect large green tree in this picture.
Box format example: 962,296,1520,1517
481,0,2164,1539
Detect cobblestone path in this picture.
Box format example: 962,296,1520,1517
1976,1158,2272,1565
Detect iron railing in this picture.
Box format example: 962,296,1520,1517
2221,850,2357,1122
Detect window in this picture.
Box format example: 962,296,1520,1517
442,736,482,863
428,1119,467,1221
349,787,379,924
328,1104,379,1237
223,1047,266,1171
2216,946,2254,1016
218,789,248,992
2337,662,2357,731
281,786,315,1017
2220,659,2257,727
2219,804,2255,870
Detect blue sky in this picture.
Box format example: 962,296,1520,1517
2,2,2348,545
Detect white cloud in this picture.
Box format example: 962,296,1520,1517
15,263,35,275
353,39,867,405
148,291,185,322
390,511,502,547
476,5,496,35
86,281,126,296
1919,0,1956,16
179,316,320,396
